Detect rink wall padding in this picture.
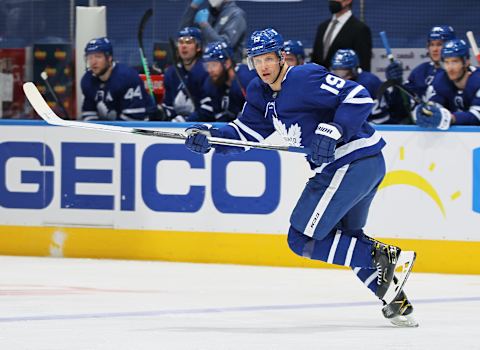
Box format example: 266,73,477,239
1,121,480,274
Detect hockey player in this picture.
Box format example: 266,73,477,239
184,28,418,327
80,37,156,121
331,49,408,124
187,41,256,122
386,25,456,102
415,39,480,129
284,40,306,66
162,27,209,122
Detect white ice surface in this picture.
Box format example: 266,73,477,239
0,256,478,350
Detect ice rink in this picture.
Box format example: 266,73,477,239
0,256,478,350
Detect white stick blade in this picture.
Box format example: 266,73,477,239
23,82,64,125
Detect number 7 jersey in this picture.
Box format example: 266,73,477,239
216,63,386,173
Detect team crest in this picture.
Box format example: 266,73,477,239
265,101,302,146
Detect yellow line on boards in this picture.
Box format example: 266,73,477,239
0,226,478,274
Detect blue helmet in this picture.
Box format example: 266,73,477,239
284,40,305,59
331,49,359,70
85,37,113,56
202,41,233,63
442,39,470,60
177,27,202,44
246,28,284,57
428,25,456,42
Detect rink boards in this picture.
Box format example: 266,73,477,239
0,121,479,274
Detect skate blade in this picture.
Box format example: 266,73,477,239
383,251,416,304
389,314,419,328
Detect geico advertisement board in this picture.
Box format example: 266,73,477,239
0,123,479,241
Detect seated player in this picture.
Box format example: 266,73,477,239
331,49,408,124
415,38,480,129
162,27,209,122
80,37,156,121
284,40,306,66
187,41,256,122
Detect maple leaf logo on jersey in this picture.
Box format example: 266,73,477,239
272,116,302,147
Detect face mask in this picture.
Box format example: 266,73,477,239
208,0,223,8
328,1,343,14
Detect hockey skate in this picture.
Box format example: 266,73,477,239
372,242,416,304
382,288,419,328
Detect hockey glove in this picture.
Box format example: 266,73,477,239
185,124,216,154
414,103,452,130
194,9,209,24
385,60,403,82
310,123,343,166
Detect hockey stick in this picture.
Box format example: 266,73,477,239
466,31,480,65
40,71,70,119
376,77,422,105
138,8,156,103
168,37,196,104
379,31,415,114
23,82,310,154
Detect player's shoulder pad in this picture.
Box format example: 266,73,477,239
80,70,95,88
467,67,480,86
355,72,380,97
245,76,268,109
431,69,451,93
112,63,142,82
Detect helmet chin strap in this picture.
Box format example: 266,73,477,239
270,54,285,85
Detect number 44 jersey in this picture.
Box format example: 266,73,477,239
216,63,386,173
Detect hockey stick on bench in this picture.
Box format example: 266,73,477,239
23,82,310,154
466,31,480,65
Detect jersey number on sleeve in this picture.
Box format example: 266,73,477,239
320,74,346,95
124,86,143,100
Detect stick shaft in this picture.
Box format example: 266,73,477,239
23,82,310,155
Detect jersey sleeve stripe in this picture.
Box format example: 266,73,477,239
201,104,214,112
343,97,374,104
123,107,146,114
314,131,383,174
469,106,480,120
233,119,265,142
227,122,251,151
343,85,364,101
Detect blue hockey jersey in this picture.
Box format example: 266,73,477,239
214,64,385,173
187,64,257,123
162,59,209,120
405,61,442,102
429,66,480,125
355,71,390,124
81,62,155,121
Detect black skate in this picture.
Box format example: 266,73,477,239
382,288,419,327
372,242,416,304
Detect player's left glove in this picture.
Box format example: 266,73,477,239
309,123,343,166
194,9,209,24
185,124,219,154
414,103,452,130
386,60,403,82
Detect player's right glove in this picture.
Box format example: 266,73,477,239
386,60,403,82
309,123,343,166
185,124,217,154
414,103,452,130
